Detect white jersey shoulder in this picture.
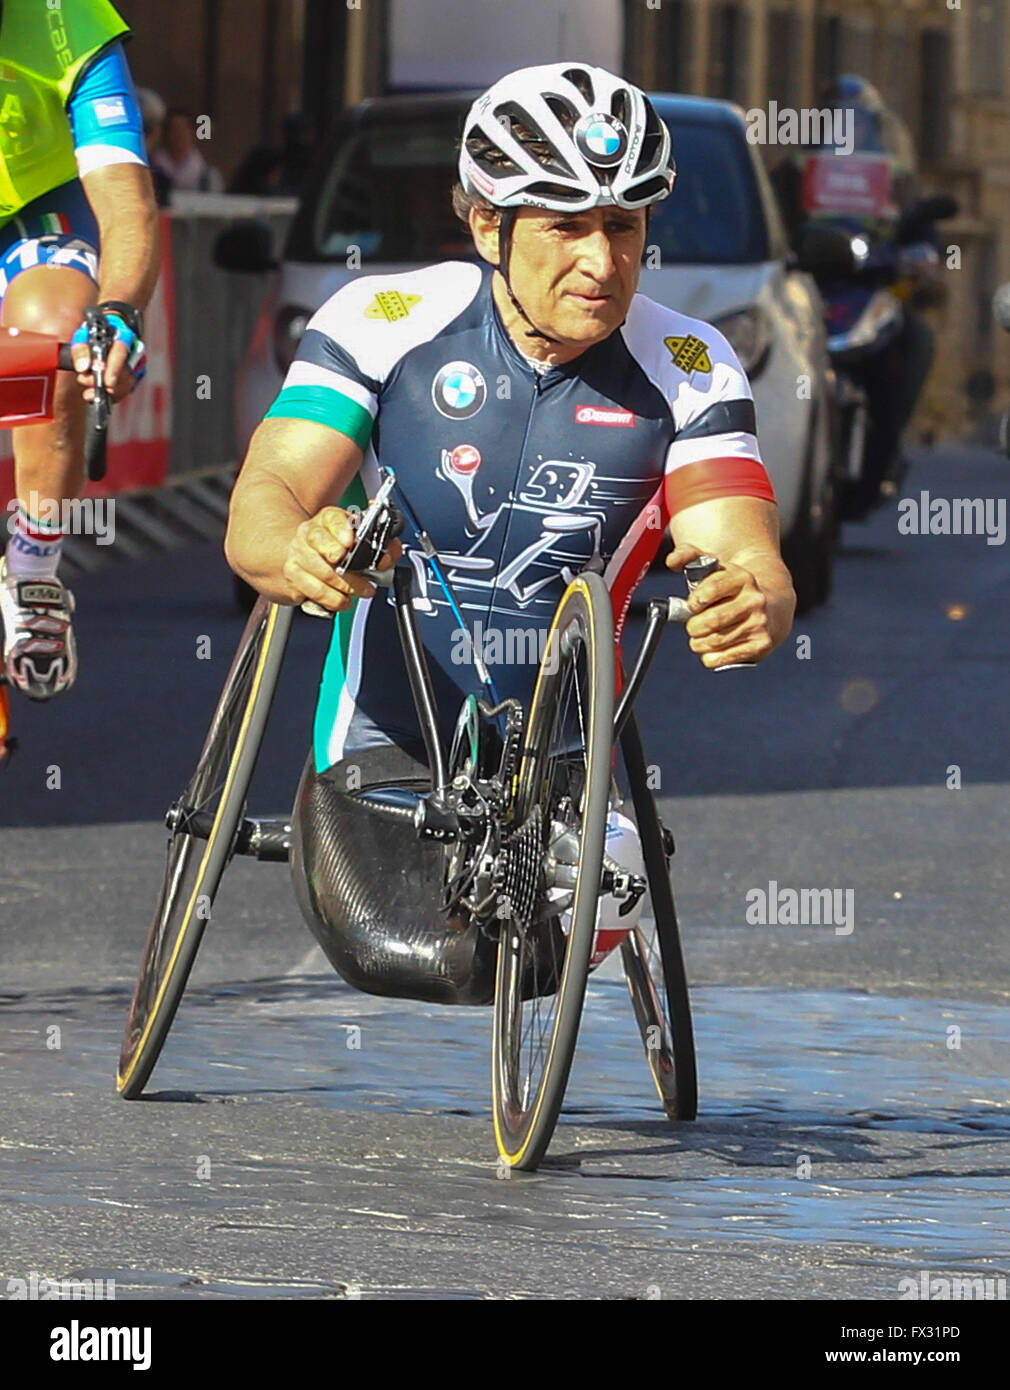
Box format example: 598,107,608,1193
306,261,484,383
621,293,753,428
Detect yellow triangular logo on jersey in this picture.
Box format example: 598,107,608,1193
664,334,713,375
365,291,422,322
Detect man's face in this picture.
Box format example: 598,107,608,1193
483,205,647,352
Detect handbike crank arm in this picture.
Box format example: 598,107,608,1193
614,555,753,740
613,595,689,742
300,564,394,618
165,803,293,861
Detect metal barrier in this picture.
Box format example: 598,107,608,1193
165,193,297,476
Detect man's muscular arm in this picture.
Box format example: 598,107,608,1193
74,164,160,397
225,417,396,611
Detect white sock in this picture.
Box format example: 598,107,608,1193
5,503,64,580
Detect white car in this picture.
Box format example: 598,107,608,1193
226,93,836,609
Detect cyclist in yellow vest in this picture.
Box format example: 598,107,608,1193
0,0,159,700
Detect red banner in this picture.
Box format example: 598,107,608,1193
802,153,896,220
0,210,175,508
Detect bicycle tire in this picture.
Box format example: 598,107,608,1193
619,710,698,1120
117,598,291,1097
491,572,614,1171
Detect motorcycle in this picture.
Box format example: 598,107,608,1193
797,193,959,520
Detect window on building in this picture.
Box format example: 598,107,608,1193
655,0,694,94
814,16,841,96
919,28,952,164
838,16,875,77
974,236,998,354
969,0,1006,98
879,28,910,121
766,9,802,109
708,4,750,105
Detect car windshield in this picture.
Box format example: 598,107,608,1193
647,116,769,263
287,107,770,266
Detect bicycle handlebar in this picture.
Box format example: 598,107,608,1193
57,306,119,482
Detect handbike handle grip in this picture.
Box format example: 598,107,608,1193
671,553,756,668
300,499,405,618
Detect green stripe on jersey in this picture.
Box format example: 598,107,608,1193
265,385,374,449
312,472,370,772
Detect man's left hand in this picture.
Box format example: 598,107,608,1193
666,542,776,668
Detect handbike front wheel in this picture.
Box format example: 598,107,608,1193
117,598,291,1098
492,572,615,1171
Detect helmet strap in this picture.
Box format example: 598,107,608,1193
496,207,563,346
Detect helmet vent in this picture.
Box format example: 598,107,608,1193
524,179,586,205
623,173,670,205
493,101,576,178
544,95,578,137
465,130,523,178
561,67,595,104
610,90,631,127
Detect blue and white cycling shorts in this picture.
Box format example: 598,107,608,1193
0,177,100,308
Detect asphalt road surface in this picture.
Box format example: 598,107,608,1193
1,443,1009,1300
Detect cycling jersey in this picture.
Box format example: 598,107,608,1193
265,260,774,773
0,19,147,301
0,0,135,226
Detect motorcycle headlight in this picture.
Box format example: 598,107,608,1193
273,304,312,375
712,306,772,379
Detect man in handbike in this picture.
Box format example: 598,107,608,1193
226,63,796,1000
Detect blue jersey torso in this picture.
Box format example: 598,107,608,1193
264,260,770,770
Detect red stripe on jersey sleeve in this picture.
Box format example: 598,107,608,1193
665,458,776,516
609,487,670,649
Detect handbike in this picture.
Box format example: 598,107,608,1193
117,469,705,1171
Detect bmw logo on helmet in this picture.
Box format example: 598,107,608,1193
432,361,487,420
574,112,628,168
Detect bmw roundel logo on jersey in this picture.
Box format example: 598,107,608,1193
574,112,628,168
432,361,487,420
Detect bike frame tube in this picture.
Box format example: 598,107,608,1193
614,598,671,742
392,566,448,794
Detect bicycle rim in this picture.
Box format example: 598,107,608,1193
492,574,614,1170
117,600,289,1096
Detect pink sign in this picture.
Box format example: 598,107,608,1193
802,154,896,219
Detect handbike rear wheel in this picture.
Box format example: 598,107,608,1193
618,711,698,1120
117,598,291,1098
491,572,615,1171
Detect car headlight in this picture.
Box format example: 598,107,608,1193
712,306,772,379
273,305,312,375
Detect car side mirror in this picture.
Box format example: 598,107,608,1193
213,219,278,273
794,225,857,279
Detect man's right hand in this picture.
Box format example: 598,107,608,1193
281,506,400,613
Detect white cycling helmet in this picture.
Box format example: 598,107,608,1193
459,62,676,211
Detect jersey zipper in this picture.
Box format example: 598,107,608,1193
484,369,544,635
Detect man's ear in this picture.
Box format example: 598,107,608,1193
468,206,501,268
